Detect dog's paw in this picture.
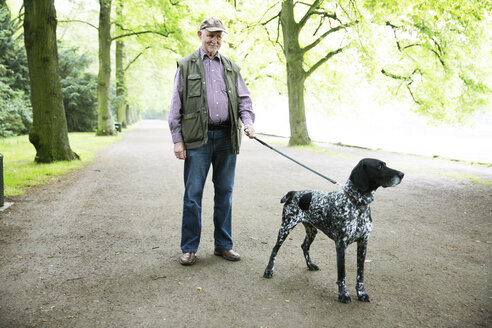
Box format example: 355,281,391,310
357,293,371,302
356,283,371,302
263,269,274,278
307,263,320,271
338,292,352,303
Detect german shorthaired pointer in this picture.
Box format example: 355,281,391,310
263,158,404,303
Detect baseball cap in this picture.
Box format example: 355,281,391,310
199,17,227,33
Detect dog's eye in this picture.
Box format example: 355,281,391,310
377,165,382,170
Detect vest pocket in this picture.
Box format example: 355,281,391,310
187,74,202,97
182,111,204,143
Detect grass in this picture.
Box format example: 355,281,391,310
1,132,123,196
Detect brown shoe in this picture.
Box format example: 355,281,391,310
214,248,240,261
179,252,196,265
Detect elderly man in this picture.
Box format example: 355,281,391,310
168,18,256,266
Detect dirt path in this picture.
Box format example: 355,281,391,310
1,120,491,328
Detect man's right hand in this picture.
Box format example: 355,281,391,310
174,142,186,160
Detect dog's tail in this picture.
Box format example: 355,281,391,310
281,191,297,205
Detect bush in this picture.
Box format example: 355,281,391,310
0,80,32,137
0,5,31,137
58,47,98,132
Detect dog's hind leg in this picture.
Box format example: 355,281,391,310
356,238,371,302
301,222,319,271
263,215,299,278
336,244,351,303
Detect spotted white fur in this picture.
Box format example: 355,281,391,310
263,158,404,304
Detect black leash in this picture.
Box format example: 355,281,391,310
253,136,340,185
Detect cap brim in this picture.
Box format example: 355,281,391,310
204,27,227,33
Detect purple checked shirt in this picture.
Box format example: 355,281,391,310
168,48,255,144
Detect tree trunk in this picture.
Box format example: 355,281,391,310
96,0,115,135
115,0,127,128
286,64,310,145
115,41,127,128
23,0,79,163
280,0,311,145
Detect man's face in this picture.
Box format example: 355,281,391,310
198,29,222,58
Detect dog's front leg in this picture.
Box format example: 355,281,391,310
336,244,351,303
356,238,371,302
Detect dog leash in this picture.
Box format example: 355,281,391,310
253,136,340,186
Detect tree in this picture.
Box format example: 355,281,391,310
362,0,491,124
115,0,126,128
0,1,31,137
96,0,115,135
23,0,78,162
261,0,356,145
0,1,29,94
95,0,186,134
58,46,98,132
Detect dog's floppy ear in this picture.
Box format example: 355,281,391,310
350,160,369,192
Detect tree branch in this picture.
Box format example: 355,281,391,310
298,0,321,29
9,5,24,33
58,19,98,30
124,46,151,72
311,11,339,35
295,1,316,7
386,21,445,67
381,68,412,81
112,30,170,41
262,12,280,26
405,83,421,105
257,1,281,26
302,21,355,54
305,46,345,78
381,68,423,104
276,15,284,53
386,21,403,51
252,4,284,55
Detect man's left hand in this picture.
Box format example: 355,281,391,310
244,125,256,139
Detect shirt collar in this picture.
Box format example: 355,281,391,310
200,47,222,62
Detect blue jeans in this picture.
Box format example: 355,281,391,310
181,129,237,253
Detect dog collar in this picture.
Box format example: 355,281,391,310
343,191,368,208
343,180,374,208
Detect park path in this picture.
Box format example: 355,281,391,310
0,120,491,327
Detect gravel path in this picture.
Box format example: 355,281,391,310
1,120,491,327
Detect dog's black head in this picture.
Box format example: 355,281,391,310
349,158,404,193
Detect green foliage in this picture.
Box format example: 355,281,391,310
360,0,491,124
58,46,98,132
0,81,32,137
0,3,31,137
4,0,490,132
109,0,197,118
0,132,122,196
231,0,491,126
0,3,29,94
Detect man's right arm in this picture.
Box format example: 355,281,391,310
169,66,184,144
169,67,186,159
